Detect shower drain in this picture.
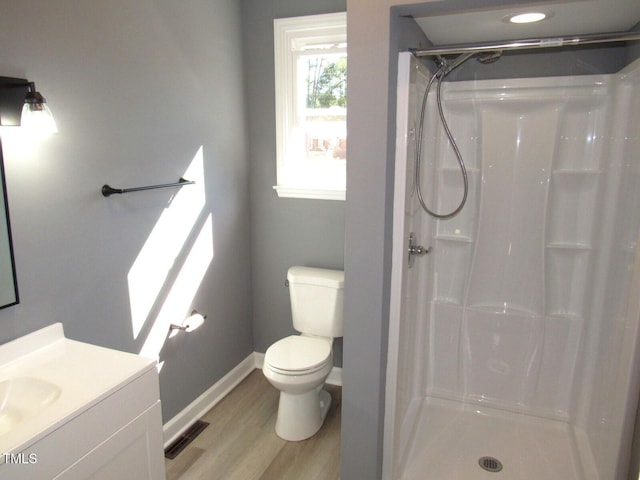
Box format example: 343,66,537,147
478,456,503,473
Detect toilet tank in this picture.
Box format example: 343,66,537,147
287,266,344,338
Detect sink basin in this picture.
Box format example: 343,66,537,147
0,377,61,436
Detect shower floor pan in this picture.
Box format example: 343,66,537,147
399,397,583,480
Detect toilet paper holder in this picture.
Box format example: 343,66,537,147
169,310,207,333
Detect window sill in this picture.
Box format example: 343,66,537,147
273,185,345,201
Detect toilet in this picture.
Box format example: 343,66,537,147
263,266,344,441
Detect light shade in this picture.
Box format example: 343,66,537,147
21,88,58,135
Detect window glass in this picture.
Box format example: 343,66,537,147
273,13,347,200
298,53,347,162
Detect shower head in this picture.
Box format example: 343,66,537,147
477,50,503,64
438,52,476,75
434,50,502,75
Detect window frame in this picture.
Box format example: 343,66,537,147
273,12,347,201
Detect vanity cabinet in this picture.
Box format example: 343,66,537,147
0,324,166,480
3,367,165,480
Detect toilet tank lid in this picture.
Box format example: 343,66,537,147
287,266,344,288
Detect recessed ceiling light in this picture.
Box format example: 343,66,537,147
505,12,549,24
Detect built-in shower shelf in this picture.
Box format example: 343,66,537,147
432,297,463,306
437,167,480,174
546,311,584,321
546,311,583,319
550,170,601,192
546,242,592,250
466,303,540,317
435,234,473,243
551,169,601,176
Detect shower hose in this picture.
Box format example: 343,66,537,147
415,61,469,219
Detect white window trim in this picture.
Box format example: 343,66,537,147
273,12,347,201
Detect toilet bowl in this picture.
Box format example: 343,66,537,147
262,266,344,442
263,334,333,441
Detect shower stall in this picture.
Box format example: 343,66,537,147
385,47,640,479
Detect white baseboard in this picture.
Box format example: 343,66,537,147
253,352,343,386
327,366,343,386
163,351,343,447
163,353,256,447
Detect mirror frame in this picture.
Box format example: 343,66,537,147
0,138,19,309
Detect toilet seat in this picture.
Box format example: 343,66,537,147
265,335,332,375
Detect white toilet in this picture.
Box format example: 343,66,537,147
263,266,344,441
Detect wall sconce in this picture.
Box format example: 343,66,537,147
0,76,58,134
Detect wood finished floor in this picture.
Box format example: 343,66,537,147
165,369,341,480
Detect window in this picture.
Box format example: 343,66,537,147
273,12,347,200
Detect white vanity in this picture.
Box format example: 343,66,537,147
0,323,165,480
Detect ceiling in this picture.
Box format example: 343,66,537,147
413,0,640,46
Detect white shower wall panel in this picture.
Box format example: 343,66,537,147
428,304,581,419
424,76,611,419
386,55,436,473
387,53,640,480
467,102,558,314
575,63,640,480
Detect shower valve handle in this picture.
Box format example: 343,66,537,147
409,244,431,256
408,232,431,268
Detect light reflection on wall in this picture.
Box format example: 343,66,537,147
139,213,214,362
0,127,53,167
128,146,206,340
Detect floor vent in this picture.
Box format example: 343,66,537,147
164,420,209,459
478,456,503,473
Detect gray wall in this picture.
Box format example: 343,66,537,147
0,0,253,422
241,0,346,367
342,2,429,478
630,21,640,64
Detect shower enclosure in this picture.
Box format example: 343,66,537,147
385,51,640,479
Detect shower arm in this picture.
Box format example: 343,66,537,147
410,30,640,57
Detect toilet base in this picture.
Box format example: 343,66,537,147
275,387,332,441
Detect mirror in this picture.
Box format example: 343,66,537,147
0,140,18,309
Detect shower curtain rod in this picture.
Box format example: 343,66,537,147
410,30,640,57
